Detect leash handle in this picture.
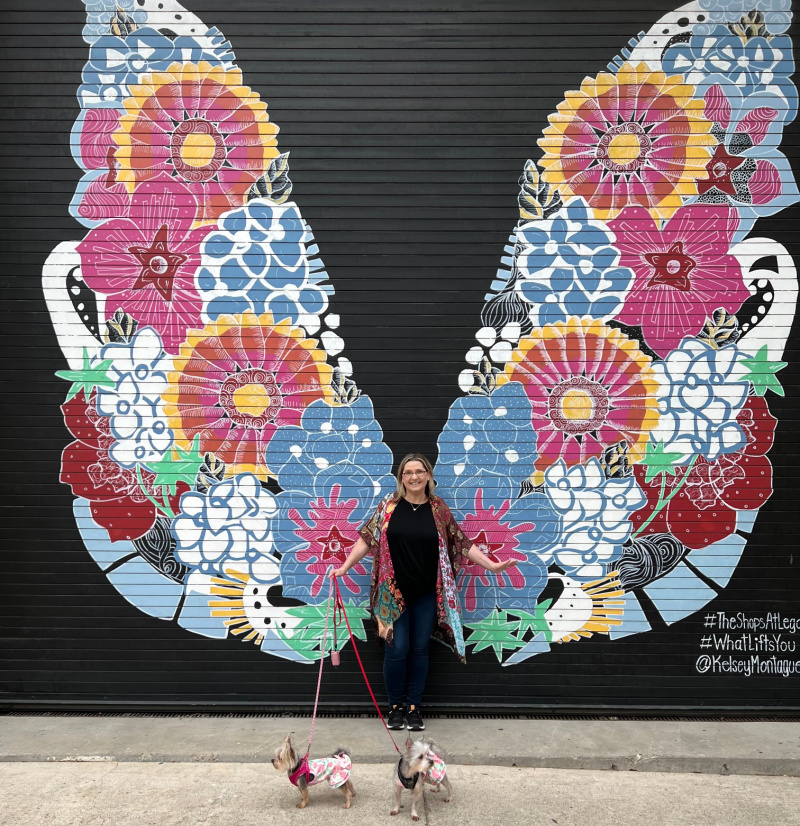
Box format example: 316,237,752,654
332,575,402,755
306,569,334,757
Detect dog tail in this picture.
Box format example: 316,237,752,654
332,747,350,758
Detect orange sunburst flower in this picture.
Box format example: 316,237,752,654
538,62,716,221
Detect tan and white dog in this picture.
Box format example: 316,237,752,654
272,732,356,809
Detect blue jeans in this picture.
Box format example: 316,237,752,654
383,591,437,707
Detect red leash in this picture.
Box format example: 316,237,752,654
332,575,402,755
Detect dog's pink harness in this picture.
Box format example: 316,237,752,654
288,755,311,787
290,753,351,789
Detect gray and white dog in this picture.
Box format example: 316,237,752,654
391,735,452,821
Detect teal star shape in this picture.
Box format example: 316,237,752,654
147,435,204,497
640,439,685,483
55,348,115,402
739,345,787,398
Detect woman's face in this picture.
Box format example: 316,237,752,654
401,461,429,496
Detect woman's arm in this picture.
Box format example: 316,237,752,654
466,544,518,574
329,537,371,579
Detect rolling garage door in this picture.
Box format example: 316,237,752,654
2,0,799,711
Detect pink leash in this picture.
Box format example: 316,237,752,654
289,573,334,787
304,572,333,759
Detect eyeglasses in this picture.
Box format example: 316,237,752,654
402,470,429,478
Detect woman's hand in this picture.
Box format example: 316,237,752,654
488,558,518,574
466,544,520,574
327,537,371,581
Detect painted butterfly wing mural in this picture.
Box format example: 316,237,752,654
45,0,392,663
43,1,796,667
435,1,798,663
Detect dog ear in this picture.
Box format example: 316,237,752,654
284,732,292,742
405,735,414,751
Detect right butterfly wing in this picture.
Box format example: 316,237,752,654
436,1,797,663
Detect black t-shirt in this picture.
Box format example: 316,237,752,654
386,498,439,603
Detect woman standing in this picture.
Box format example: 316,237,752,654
331,453,517,731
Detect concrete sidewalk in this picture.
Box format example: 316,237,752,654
1,714,799,776
2,762,799,826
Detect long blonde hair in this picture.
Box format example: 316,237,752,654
394,453,437,500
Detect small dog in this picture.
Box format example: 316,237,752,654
271,732,356,809
391,735,452,821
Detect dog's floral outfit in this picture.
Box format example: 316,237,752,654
303,752,352,789
423,749,447,785
359,494,472,661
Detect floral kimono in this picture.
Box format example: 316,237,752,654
359,493,472,661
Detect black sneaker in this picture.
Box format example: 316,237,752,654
405,706,425,731
387,705,406,730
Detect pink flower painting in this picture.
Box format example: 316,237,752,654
538,62,715,221
698,83,790,211
609,204,750,356
72,107,131,224
77,173,211,353
505,318,660,483
454,489,551,620
286,485,370,600
114,61,280,225
163,311,333,481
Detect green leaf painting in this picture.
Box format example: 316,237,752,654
739,345,787,398
278,600,370,661
55,348,115,402
147,435,205,496
640,439,685,483
464,610,524,662
511,600,553,644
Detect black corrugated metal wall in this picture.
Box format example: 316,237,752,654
1,0,799,710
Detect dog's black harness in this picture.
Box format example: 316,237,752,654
397,758,421,790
